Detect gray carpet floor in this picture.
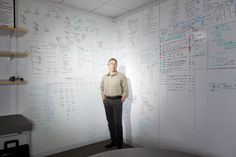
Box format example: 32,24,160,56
46,140,133,157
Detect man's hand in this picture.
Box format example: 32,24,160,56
121,96,126,103
101,93,106,101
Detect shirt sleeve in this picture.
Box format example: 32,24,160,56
121,75,129,98
100,76,104,92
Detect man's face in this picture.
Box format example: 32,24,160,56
108,60,117,72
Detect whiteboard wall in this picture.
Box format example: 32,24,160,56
113,3,160,148
17,0,114,156
159,0,236,157
0,0,236,157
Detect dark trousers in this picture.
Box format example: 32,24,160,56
103,98,123,146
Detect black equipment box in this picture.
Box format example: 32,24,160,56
0,140,29,157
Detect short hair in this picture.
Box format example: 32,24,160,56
108,58,118,64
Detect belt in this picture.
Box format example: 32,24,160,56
106,96,122,99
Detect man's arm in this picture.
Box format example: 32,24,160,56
100,77,106,101
121,75,128,103
101,91,106,101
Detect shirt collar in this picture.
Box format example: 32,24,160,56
107,71,118,76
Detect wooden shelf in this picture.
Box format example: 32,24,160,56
0,25,28,37
0,51,28,58
0,25,28,85
0,80,27,85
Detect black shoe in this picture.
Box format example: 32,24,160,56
116,144,123,149
105,143,116,148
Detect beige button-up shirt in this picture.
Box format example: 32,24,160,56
100,71,128,98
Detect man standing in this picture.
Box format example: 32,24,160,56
100,58,128,149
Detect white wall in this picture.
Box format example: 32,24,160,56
1,0,236,157
158,0,236,157
1,0,114,156
113,1,160,148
